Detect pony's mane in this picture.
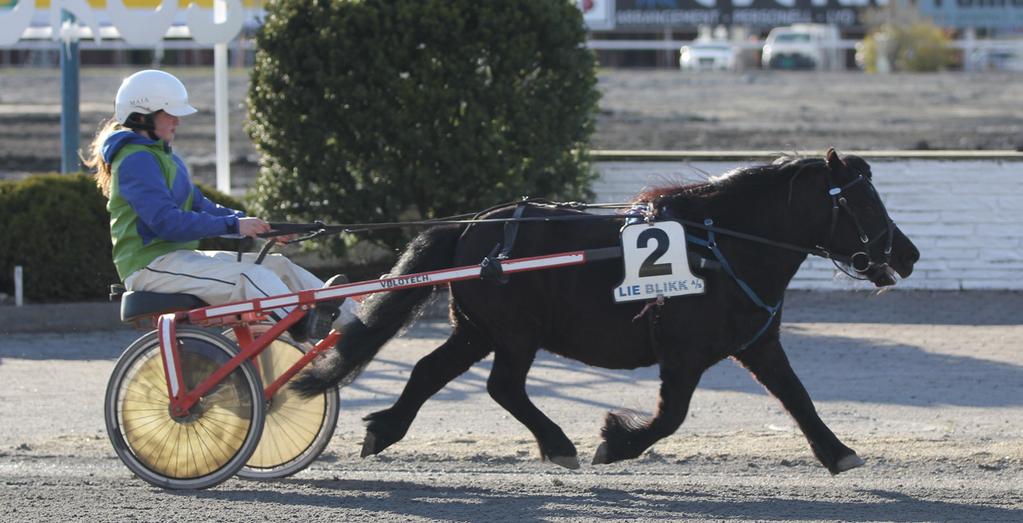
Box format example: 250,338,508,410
631,155,824,206
633,181,712,203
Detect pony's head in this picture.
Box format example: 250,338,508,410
637,149,919,288
819,149,919,287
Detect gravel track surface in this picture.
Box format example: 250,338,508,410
1,291,1021,521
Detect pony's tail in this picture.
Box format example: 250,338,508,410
291,225,462,396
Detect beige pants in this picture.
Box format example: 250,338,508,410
124,250,358,327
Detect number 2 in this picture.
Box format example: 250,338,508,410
638,228,672,277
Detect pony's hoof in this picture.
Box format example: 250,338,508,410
361,433,378,458
549,455,580,470
592,442,610,465
834,453,865,474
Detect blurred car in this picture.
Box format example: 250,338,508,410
679,42,739,71
762,24,843,71
968,47,1023,72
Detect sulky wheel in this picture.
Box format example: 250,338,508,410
104,327,265,490
225,325,340,480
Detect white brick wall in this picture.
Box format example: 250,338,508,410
592,159,1023,290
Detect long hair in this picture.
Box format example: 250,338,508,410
82,118,124,198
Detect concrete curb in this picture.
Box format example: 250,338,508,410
591,149,1023,161
0,301,126,334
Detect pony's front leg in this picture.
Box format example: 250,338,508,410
363,324,492,457
592,364,701,465
487,346,580,469
734,338,864,474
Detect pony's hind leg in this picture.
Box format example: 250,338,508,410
362,322,492,457
734,338,864,475
487,346,580,469
593,364,702,465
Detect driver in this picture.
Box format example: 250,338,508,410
83,69,357,341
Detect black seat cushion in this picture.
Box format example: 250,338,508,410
120,291,208,323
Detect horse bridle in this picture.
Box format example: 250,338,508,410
820,171,896,278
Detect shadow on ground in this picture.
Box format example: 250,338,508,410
2,293,1019,411
174,480,1020,522
781,290,1023,326
344,324,1023,410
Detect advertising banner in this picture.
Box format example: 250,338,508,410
916,0,1023,29
614,0,885,29
0,0,265,46
578,0,617,30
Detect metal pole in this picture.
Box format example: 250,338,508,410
214,0,231,194
60,10,81,174
215,44,230,193
14,266,23,307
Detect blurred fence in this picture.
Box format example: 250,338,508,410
591,151,1023,290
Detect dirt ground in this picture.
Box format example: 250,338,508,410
1,68,1022,187
593,70,1023,152
0,291,1021,521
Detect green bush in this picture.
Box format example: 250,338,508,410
247,0,600,255
0,175,246,303
860,21,953,72
0,175,115,303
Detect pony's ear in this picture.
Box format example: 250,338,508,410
825,148,846,170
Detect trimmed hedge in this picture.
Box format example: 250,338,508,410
0,174,246,303
247,0,600,255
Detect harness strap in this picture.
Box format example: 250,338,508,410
499,203,528,260
837,197,871,244
646,295,665,360
828,175,864,242
480,203,528,284
688,218,782,355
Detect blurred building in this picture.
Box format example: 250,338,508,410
580,0,1023,68
2,0,1021,69
0,0,264,67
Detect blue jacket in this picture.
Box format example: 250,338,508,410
103,130,245,279
103,130,244,244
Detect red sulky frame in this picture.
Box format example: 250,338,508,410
157,250,594,416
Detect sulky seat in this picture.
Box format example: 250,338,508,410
118,290,208,324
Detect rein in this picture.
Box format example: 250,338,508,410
263,203,855,266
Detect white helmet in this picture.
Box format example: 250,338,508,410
114,70,197,124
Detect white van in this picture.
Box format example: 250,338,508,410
762,24,843,71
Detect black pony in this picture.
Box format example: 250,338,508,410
295,149,919,474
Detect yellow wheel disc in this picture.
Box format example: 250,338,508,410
118,346,254,479
245,338,328,469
